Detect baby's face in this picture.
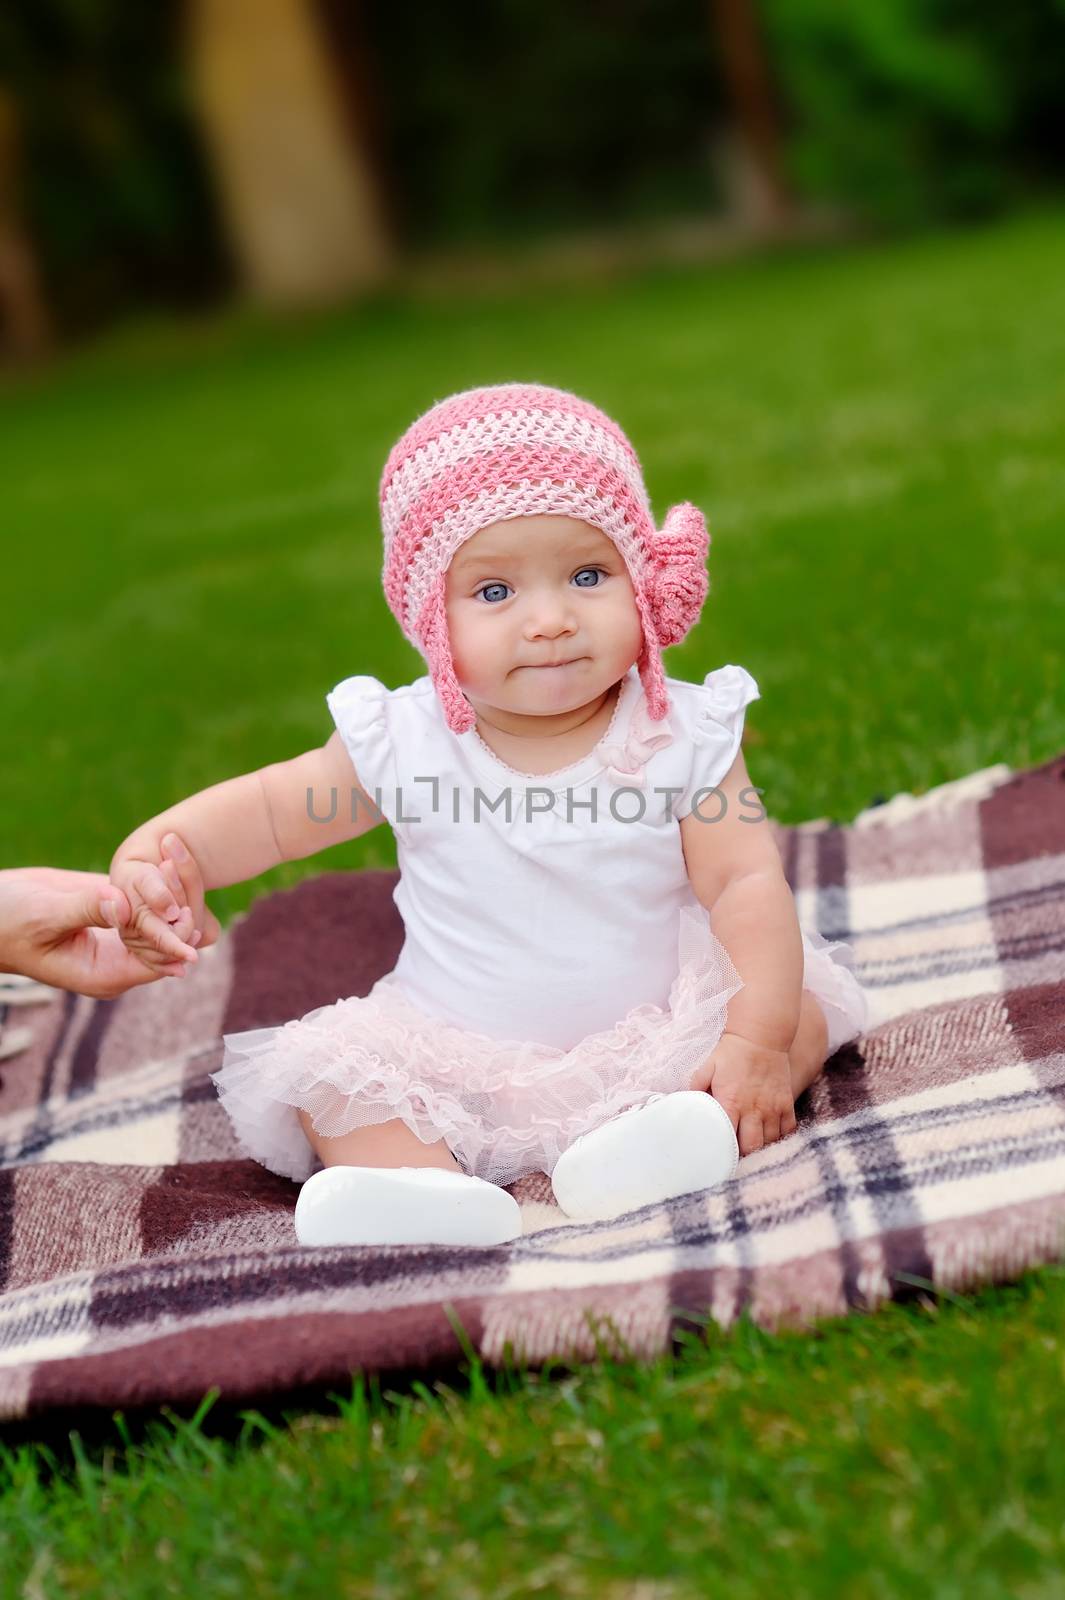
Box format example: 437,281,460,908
444,515,644,722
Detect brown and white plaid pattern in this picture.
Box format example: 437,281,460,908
1,752,1063,1429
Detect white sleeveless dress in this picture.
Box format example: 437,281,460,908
210,663,870,1186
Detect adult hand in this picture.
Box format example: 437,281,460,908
0,841,216,1000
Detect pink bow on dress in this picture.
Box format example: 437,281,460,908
598,699,674,788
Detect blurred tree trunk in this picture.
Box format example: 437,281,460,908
185,0,395,306
707,0,793,225
0,89,52,361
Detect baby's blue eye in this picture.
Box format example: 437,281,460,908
474,568,605,604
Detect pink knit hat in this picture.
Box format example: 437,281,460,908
379,382,709,734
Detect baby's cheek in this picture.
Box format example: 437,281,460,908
450,616,491,684
445,606,471,670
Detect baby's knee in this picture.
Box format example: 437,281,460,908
298,1105,461,1172
803,988,830,1064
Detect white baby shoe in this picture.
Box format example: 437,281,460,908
293,1164,523,1248
550,1090,740,1222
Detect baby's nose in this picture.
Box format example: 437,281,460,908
524,593,577,634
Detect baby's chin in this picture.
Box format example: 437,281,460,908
474,678,609,720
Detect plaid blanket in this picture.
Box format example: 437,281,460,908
2,751,1063,1430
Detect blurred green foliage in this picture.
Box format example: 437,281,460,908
3,0,1064,335
354,0,723,249
764,0,1065,222
1,0,227,332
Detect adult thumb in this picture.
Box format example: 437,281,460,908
68,884,133,933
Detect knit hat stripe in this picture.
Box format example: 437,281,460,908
382,408,650,544
379,384,642,503
385,445,656,634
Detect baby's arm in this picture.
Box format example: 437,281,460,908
110,732,383,972
680,747,805,1156
680,746,804,1052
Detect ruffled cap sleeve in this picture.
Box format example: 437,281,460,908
325,675,400,832
675,664,761,821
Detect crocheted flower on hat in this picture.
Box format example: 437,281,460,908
649,503,710,648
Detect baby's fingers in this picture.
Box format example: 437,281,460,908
130,863,182,925
158,857,190,912
737,1111,765,1158
161,833,210,936
761,1111,783,1149
165,898,197,945
129,904,199,964
156,864,194,943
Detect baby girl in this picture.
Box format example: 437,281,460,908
108,383,869,1248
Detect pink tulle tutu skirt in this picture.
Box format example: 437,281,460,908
211,905,870,1188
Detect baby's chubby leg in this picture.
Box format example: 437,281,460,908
788,987,830,1101
297,1107,461,1172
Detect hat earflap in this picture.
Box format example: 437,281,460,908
416,573,477,735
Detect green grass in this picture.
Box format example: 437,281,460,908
3,1274,1065,1598
2,207,1065,1595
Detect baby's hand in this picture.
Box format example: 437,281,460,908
109,850,202,978
690,1031,797,1158
159,832,220,951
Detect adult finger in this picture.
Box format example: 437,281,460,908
118,927,181,970
100,886,133,929
133,936,195,972
51,881,134,936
